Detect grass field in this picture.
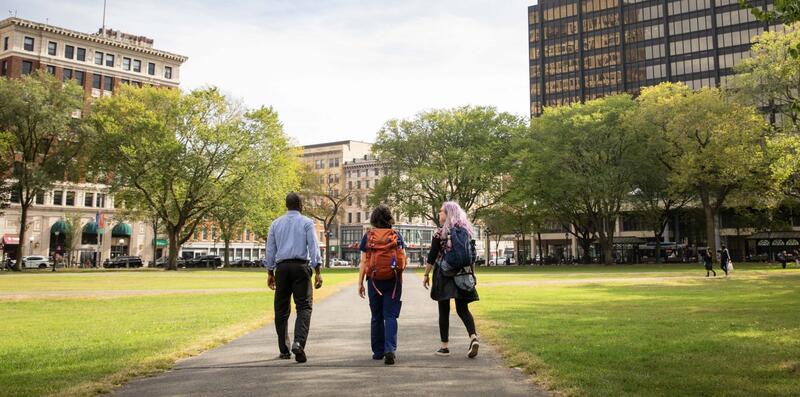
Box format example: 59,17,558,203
472,263,800,397
0,268,358,397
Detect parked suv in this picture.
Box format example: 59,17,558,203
103,256,144,268
185,255,222,268
22,256,51,269
152,257,185,267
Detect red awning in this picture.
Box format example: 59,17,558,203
1,235,20,248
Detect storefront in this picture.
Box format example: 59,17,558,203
111,223,132,258
747,231,800,261
1,235,20,265
49,220,70,259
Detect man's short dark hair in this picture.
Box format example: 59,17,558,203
286,192,302,212
370,205,394,229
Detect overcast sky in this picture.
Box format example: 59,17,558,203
6,0,533,145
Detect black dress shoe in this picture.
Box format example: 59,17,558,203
384,352,395,365
279,353,291,359
291,342,307,363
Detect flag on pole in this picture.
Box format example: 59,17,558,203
96,212,105,229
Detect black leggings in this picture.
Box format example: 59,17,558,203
438,299,476,342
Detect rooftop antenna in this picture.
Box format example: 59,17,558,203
101,0,107,36
9,9,17,17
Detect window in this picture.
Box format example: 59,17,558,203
46,65,55,75
3,37,7,51
65,191,75,206
84,192,94,207
0,60,6,76
21,61,33,75
211,225,217,240
92,74,102,89
147,62,155,75
246,230,251,240
96,193,106,208
164,66,172,79
106,53,114,67
366,180,370,189
356,181,361,189
103,76,113,91
24,36,34,51
374,168,379,176
94,51,104,65
75,71,85,86
202,227,208,240
10,190,19,203
76,47,86,61
123,57,131,70
47,41,57,55
132,59,141,72
348,213,352,223
53,190,64,205
35,194,44,205
121,79,130,85
356,212,361,223
65,45,74,59
62,68,73,80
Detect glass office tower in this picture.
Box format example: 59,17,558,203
529,0,781,115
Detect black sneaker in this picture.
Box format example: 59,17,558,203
372,353,385,360
291,342,307,363
435,348,450,356
279,352,291,360
384,352,395,365
468,338,480,359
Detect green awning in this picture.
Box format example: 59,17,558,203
50,220,72,235
153,238,168,247
111,223,133,237
82,222,103,235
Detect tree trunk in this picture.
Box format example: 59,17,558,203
703,205,718,263
485,231,491,266
167,231,179,271
537,231,543,265
14,204,29,271
325,229,330,267
224,238,231,268
600,236,614,265
653,227,663,264
579,238,592,264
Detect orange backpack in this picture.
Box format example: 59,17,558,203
365,228,406,282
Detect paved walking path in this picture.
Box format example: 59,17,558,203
113,272,548,397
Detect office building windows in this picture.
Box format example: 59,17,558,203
133,59,141,72
76,47,86,61
123,57,131,70
75,70,85,86
47,41,57,55
65,191,75,206
92,73,102,89
21,61,33,75
53,190,63,205
62,68,73,80
165,66,172,79
84,193,94,207
106,53,115,67
46,65,55,75
94,51,103,65
103,76,113,91
3,36,8,50
148,62,155,75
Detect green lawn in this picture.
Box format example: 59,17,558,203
0,268,357,397
473,265,800,397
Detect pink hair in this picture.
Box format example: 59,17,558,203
441,201,474,237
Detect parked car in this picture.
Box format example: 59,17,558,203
185,255,222,268
329,258,352,267
22,256,51,269
230,259,257,267
152,257,185,267
103,256,144,268
489,256,516,266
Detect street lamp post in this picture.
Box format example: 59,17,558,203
29,236,34,256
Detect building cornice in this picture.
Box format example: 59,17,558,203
1,17,188,63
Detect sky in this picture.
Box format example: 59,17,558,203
5,0,534,145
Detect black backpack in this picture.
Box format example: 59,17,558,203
440,226,476,277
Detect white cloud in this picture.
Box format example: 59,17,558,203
8,0,532,145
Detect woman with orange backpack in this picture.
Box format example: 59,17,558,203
358,205,407,365
423,201,480,359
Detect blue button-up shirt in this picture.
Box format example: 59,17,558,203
264,211,321,270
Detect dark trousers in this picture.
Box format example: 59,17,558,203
274,260,313,354
368,278,402,357
438,299,476,342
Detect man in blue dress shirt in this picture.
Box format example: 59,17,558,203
265,192,323,363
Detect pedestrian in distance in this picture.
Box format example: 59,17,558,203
423,201,480,359
358,205,406,365
701,247,716,277
778,250,788,269
720,244,731,277
264,192,323,363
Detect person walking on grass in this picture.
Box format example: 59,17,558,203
702,247,716,277
358,205,407,365
423,201,480,359
264,192,323,363
778,250,788,269
720,244,731,277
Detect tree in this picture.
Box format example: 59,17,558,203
730,24,800,133
513,95,641,265
637,83,770,257
370,106,526,225
302,164,351,267
0,71,86,270
739,0,800,25
208,107,299,267
0,130,11,215
91,86,277,270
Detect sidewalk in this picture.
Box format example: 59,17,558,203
113,272,548,397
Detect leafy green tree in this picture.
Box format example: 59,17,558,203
301,163,351,267
739,0,800,25
0,130,11,215
208,107,299,267
91,86,281,270
0,71,86,270
370,106,526,225
637,83,770,257
513,95,640,265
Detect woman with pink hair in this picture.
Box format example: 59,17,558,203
423,201,480,358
